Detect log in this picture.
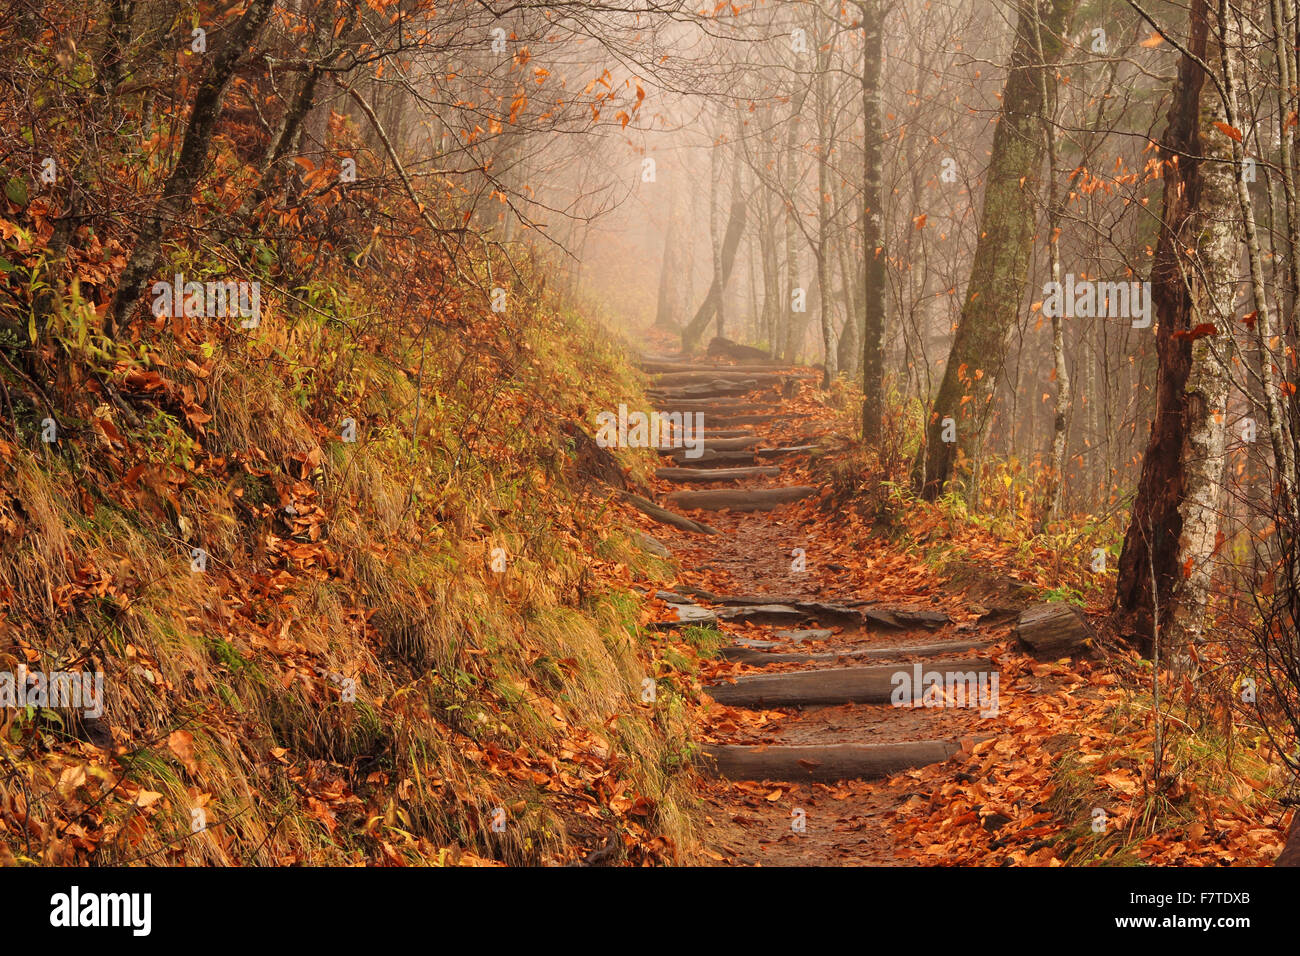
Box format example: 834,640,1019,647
652,371,796,387
650,397,753,410
655,436,761,454
754,444,823,459
638,360,794,374
655,466,783,482
667,486,817,512
620,492,719,534
703,413,798,425
648,382,756,400
773,629,834,642
719,638,990,666
705,657,995,707
700,740,966,782
1013,602,1092,656
662,449,757,467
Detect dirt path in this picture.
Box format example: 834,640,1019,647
632,352,1024,866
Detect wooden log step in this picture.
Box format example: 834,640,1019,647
648,397,756,410
705,657,995,707
638,360,796,374
666,486,816,512
719,638,990,666
700,740,966,782
619,492,719,534
656,466,783,482
656,436,761,453
662,449,757,467
754,444,822,459
648,383,757,400
703,413,798,425
773,629,834,642
652,371,797,387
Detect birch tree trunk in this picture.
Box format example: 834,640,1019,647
1034,4,1070,529
1115,0,1237,654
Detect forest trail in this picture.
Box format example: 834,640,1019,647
631,349,1033,865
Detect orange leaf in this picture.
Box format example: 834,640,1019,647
1214,122,1243,142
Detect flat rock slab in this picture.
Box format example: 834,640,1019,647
864,608,951,630
649,604,718,630
667,486,817,512
705,657,995,707
700,740,966,782
632,532,670,558
716,604,808,625
656,466,783,483
1014,602,1092,656
713,598,863,624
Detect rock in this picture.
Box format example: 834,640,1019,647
1013,602,1092,656
649,604,718,630
706,336,771,362
632,532,670,558
864,608,950,630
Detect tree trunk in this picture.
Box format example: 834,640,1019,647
108,0,278,334
814,23,837,388
913,0,1080,499
860,0,887,442
681,199,747,353
1034,5,1070,530
1114,0,1237,654
654,201,682,329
